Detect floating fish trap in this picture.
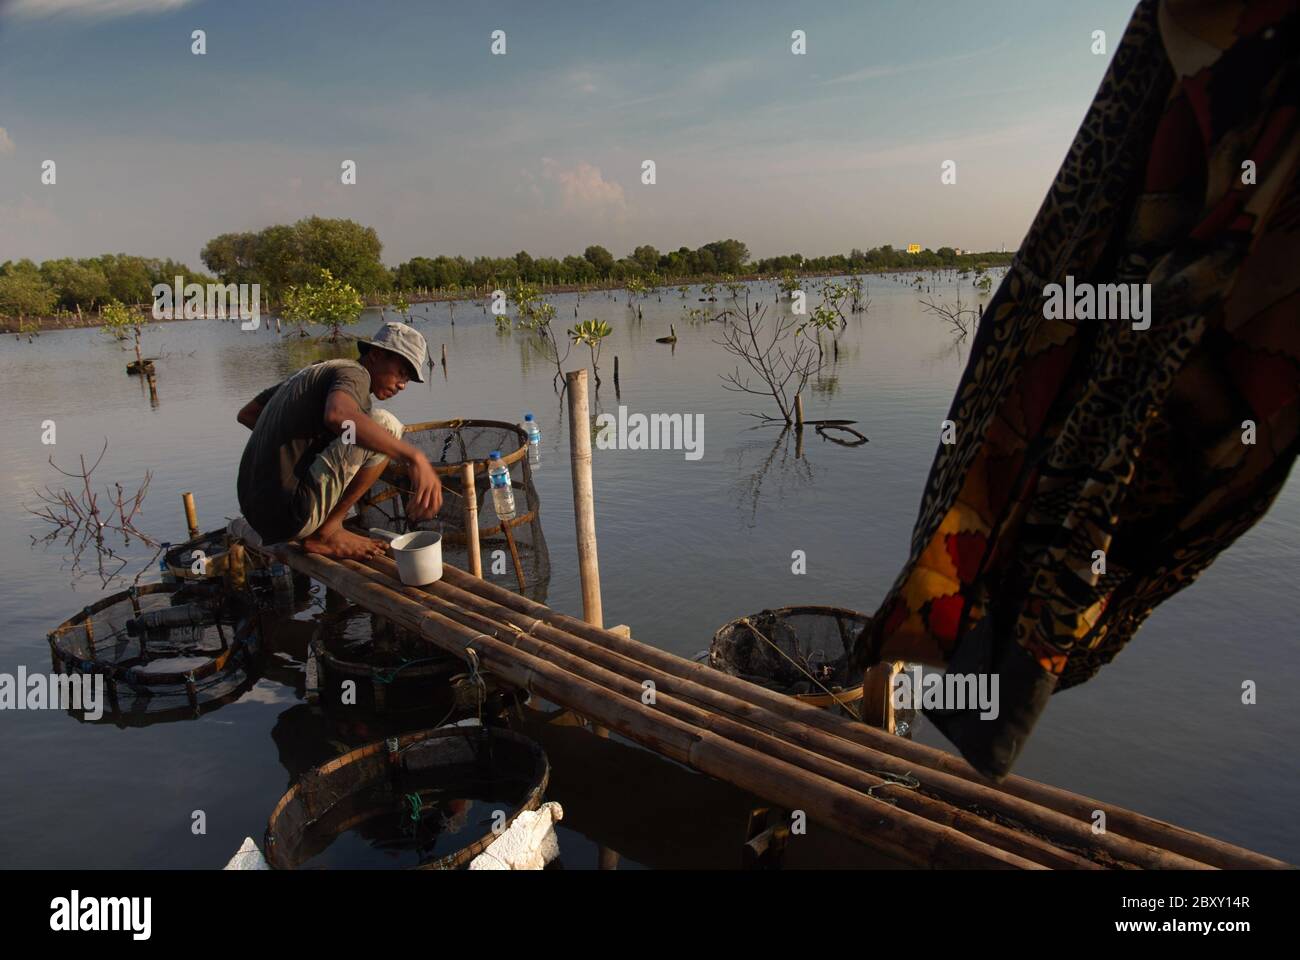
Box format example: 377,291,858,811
264,725,549,869
709,606,868,711
311,603,464,716
356,418,550,600
46,581,257,721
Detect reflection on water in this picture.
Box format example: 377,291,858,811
730,427,816,527
1,269,1297,866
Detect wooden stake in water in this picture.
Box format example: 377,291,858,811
182,492,200,540
566,369,603,628
567,367,608,737
461,461,482,578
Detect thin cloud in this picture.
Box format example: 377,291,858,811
821,41,1010,86
8,0,195,20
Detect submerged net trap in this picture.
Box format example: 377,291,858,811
264,725,549,869
355,419,550,601
311,603,466,717
709,606,869,710
47,581,258,723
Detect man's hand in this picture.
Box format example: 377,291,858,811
405,450,442,521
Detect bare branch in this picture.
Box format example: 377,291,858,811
26,442,163,588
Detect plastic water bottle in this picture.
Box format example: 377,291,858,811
488,450,516,521
521,413,541,465
126,603,212,635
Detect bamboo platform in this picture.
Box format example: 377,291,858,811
242,541,1288,871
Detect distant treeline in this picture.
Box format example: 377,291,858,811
0,255,212,321
199,217,1012,302
0,215,1013,322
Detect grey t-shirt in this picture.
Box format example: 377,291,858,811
237,359,371,542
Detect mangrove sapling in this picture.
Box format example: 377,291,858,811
520,301,572,393
625,277,647,305
817,280,850,330
682,305,723,325
798,302,841,363
101,300,148,371
282,269,364,341
847,276,869,315
27,440,163,588
714,294,818,425
568,319,612,388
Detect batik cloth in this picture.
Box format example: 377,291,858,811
855,0,1299,780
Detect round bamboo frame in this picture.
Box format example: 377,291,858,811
711,605,867,709
47,582,254,688
263,725,549,870
359,418,541,538
312,604,460,684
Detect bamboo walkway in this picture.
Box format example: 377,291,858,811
244,540,1288,871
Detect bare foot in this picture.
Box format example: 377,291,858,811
301,526,387,560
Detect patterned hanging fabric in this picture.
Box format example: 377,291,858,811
854,0,1299,780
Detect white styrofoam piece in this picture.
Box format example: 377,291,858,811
222,836,269,870
469,801,563,871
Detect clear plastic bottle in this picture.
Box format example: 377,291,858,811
126,603,212,635
249,562,295,602
488,450,516,521
521,413,541,465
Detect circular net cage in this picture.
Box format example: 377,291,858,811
354,419,550,602
264,725,549,870
47,581,257,725
709,606,868,710
311,603,469,718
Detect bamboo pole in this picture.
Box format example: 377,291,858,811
292,553,1036,868
432,563,1284,870
566,368,602,627
253,535,1287,869
182,492,200,540
376,557,1203,870
460,462,482,578
794,392,804,429
361,559,1097,869
500,519,527,590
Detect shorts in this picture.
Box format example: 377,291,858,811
294,408,404,539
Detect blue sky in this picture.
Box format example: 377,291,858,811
0,0,1140,267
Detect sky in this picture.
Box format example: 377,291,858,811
0,0,1141,268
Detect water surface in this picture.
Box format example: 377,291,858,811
1,272,1295,867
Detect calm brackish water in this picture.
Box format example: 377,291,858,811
1,272,1296,867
